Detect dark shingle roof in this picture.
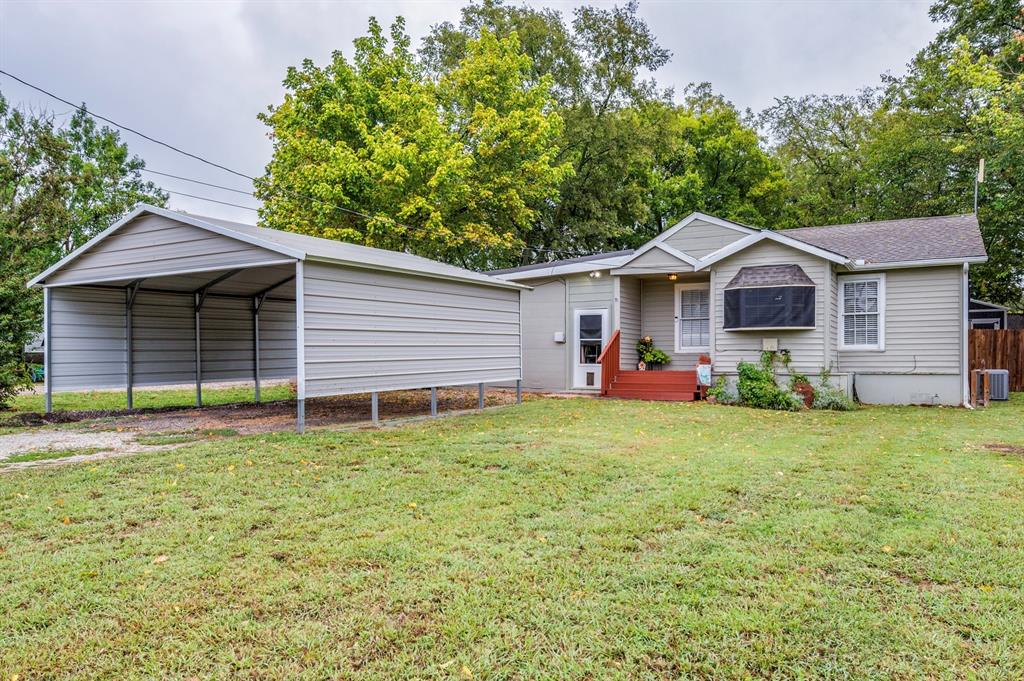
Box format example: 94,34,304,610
780,214,985,264
487,249,633,275
725,264,815,289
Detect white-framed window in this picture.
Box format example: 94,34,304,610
838,274,885,351
674,282,710,352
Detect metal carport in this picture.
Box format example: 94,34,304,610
29,204,526,432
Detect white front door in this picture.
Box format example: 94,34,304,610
573,309,608,389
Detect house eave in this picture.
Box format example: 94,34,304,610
843,256,988,271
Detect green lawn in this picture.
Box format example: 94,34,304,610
8,383,294,415
2,397,1023,679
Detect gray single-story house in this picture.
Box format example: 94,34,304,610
29,204,526,431
490,212,988,406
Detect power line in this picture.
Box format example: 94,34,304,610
163,189,260,211
0,69,598,260
0,68,254,182
142,168,254,196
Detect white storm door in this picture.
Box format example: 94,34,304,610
573,309,608,389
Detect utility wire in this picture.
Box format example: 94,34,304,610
0,69,597,260
163,189,260,211
142,168,254,196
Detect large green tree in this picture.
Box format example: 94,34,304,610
644,85,792,239
0,94,165,406
762,1,1024,304
423,0,673,257
257,18,570,269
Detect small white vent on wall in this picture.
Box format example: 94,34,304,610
762,338,779,352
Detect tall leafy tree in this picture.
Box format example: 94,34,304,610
423,0,673,257
645,85,792,239
257,18,570,269
762,1,1024,304
0,93,165,406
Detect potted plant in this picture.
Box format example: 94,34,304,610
636,336,671,370
789,371,814,409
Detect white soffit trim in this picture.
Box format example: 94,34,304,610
843,256,988,271
694,231,849,271
495,255,633,281
28,203,306,287
651,211,757,245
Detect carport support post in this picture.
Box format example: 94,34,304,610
125,281,141,410
430,387,438,417
478,382,485,410
516,379,522,404
295,261,306,434
194,291,202,407
371,392,379,425
253,294,264,404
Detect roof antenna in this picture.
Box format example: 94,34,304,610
974,158,985,214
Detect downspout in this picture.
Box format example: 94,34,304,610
962,262,973,408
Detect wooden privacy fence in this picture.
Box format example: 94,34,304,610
969,329,1024,392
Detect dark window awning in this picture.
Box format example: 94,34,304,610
725,264,815,289
724,264,816,330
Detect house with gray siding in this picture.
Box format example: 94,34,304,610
491,212,988,406
30,204,526,431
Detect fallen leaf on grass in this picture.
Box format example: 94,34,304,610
460,665,473,679
62,517,71,525
152,555,169,564
881,545,893,554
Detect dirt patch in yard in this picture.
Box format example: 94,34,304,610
112,387,518,435
0,387,521,471
983,443,1024,456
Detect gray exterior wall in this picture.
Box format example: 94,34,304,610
45,214,287,286
663,218,748,258
519,278,568,391
618,277,642,369
710,240,829,375
48,286,295,392
836,266,964,405
301,262,522,397
836,267,963,374
613,248,693,276
640,277,706,368
49,287,127,391
566,273,615,389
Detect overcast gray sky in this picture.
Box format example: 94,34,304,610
1,0,939,223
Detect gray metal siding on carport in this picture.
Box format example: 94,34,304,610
48,286,296,392
44,214,287,286
49,287,126,391
301,262,522,397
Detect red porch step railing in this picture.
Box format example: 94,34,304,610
597,329,620,396
598,328,700,401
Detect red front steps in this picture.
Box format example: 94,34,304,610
603,370,701,401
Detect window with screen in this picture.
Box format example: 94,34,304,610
723,286,815,329
839,275,884,350
722,264,816,331
676,285,710,350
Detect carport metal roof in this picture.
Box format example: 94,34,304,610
29,204,526,292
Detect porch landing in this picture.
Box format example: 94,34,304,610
603,370,701,401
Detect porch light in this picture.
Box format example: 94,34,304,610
589,270,602,278
667,273,678,281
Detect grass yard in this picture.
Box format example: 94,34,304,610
2,396,1023,679
8,383,294,415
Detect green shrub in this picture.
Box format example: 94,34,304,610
707,375,737,404
812,367,857,411
735,353,804,411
